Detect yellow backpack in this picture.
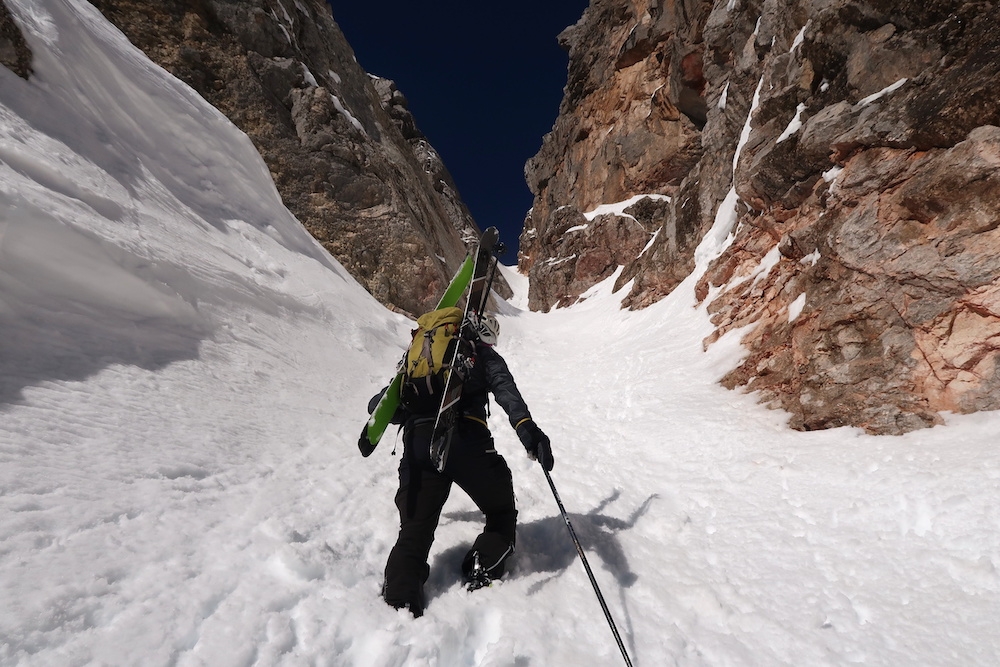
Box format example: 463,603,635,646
400,307,467,413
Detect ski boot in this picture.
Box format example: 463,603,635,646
464,552,492,592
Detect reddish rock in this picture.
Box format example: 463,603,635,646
528,0,1000,433
699,126,1000,434
521,0,710,311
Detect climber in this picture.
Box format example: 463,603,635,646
370,313,553,617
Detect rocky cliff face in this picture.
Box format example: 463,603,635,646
87,0,493,317
0,0,31,79
524,0,1000,434
522,0,711,311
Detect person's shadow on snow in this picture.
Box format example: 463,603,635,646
426,489,657,599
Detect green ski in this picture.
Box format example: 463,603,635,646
427,226,500,471
357,238,484,456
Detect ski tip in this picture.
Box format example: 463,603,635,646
358,427,377,457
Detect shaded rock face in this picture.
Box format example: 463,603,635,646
89,0,492,317
0,0,31,78
528,0,1000,433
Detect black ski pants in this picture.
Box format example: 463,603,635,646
383,418,516,613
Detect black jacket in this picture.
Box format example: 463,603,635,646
456,342,532,430
374,342,532,433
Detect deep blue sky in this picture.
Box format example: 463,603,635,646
326,1,590,256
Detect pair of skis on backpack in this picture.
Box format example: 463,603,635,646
358,226,503,469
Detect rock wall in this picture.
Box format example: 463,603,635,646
0,0,31,79
521,0,712,311
698,2,1000,434
526,0,1000,434
88,0,495,317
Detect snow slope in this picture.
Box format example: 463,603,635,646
2,1,999,665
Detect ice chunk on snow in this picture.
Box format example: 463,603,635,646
858,78,908,106
788,292,807,322
791,25,807,52
329,94,366,135
638,227,660,258
801,249,821,266
776,103,807,143
582,194,671,221
300,63,319,88
751,246,782,287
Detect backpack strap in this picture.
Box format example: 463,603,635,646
420,329,436,374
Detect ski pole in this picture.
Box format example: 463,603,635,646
544,469,634,667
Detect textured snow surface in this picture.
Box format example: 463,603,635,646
2,2,999,666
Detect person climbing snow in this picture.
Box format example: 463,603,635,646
369,313,553,617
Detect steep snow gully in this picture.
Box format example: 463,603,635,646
2,1,999,666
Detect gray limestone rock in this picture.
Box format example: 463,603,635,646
88,0,497,317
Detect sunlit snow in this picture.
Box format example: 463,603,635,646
583,194,671,222
858,78,909,107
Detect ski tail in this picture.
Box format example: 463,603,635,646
358,373,402,456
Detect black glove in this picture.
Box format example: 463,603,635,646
368,386,407,425
367,388,387,414
516,420,553,471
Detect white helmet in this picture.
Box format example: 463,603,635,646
473,314,500,345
